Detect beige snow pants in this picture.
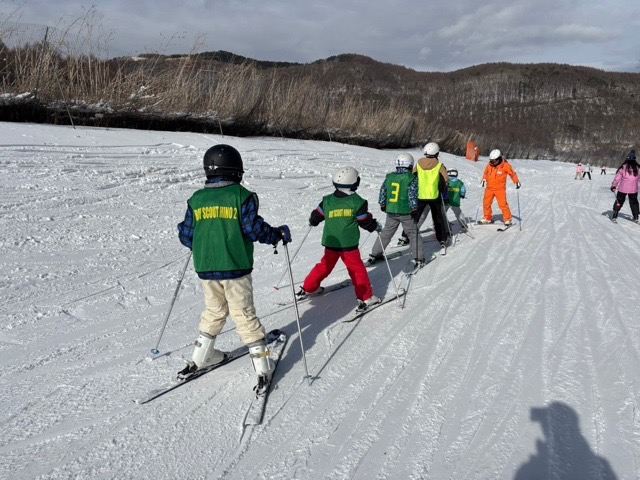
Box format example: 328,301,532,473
198,274,266,345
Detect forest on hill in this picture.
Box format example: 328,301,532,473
1,41,638,164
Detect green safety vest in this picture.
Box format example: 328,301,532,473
384,172,413,215
321,193,366,249
417,162,441,200
188,184,254,272
447,178,464,207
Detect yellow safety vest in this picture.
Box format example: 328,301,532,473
417,162,441,200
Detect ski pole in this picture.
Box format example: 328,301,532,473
150,252,192,356
474,206,479,224
283,243,311,383
517,189,522,231
441,196,453,241
376,232,401,302
274,225,311,289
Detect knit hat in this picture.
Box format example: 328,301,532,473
626,150,636,162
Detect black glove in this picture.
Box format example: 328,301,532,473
308,209,323,227
375,222,383,233
380,205,386,212
363,220,378,233
411,210,420,222
277,225,291,245
610,186,616,192
516,182,521,189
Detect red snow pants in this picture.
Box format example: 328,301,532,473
483,189,512,222
303,248,373,301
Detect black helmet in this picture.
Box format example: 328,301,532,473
203,144,244,180
626,149,637,162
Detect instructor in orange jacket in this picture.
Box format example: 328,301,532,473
478,149,521,225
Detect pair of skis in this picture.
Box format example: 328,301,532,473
477,221,513,232
137,330,288,426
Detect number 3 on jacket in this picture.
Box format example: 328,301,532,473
389,182,400,203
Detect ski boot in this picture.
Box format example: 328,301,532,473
355,295,381,313
411,258,426,269
477,218,494,225
249,339,274,397
295,286,323,300
396,235,410,247
178,332,226,380
365,254,383,267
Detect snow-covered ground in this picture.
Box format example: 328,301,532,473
1,122,638,479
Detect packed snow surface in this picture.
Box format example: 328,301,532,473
1,122,638,479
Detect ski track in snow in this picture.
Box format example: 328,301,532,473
0,122,638,479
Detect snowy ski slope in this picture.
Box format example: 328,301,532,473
1,122,639,479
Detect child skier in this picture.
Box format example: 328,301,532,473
575,163,585,180
610,150,640,223
177,144,291,390
367,153,425,267
444,169,469,231
479,149,521,226
298,166,381,311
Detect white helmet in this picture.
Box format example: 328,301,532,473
423,142,440,157
395,152,414,169
489,149,502,161
332,166,360,191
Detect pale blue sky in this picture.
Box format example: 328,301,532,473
2,0,639,72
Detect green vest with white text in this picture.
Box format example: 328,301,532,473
188,184,254,272
321,193,366,249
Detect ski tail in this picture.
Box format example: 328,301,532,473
243,330,289,426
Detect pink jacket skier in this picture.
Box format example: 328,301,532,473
611,164,640,194
610,150,639,222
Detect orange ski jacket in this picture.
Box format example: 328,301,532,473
482,160,520,190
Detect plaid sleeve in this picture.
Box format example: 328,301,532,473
378,182,388,208
177,204,194,249
409,176,418,211
241,193,281,244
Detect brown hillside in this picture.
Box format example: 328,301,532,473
0,44,637,164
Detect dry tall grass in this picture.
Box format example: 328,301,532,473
0,24,425,146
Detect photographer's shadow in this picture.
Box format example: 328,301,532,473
515,402,617,480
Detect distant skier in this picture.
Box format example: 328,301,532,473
610,150,640,223
177,144,291,386
411,142,451,253
478,149,521,226
367,153,425,268
601,165,607,175
575,163,585,180
297,166,381,311
444,169,469,231
582,163,592,180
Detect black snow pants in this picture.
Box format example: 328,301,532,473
613,192,639,219
415,197,450,243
